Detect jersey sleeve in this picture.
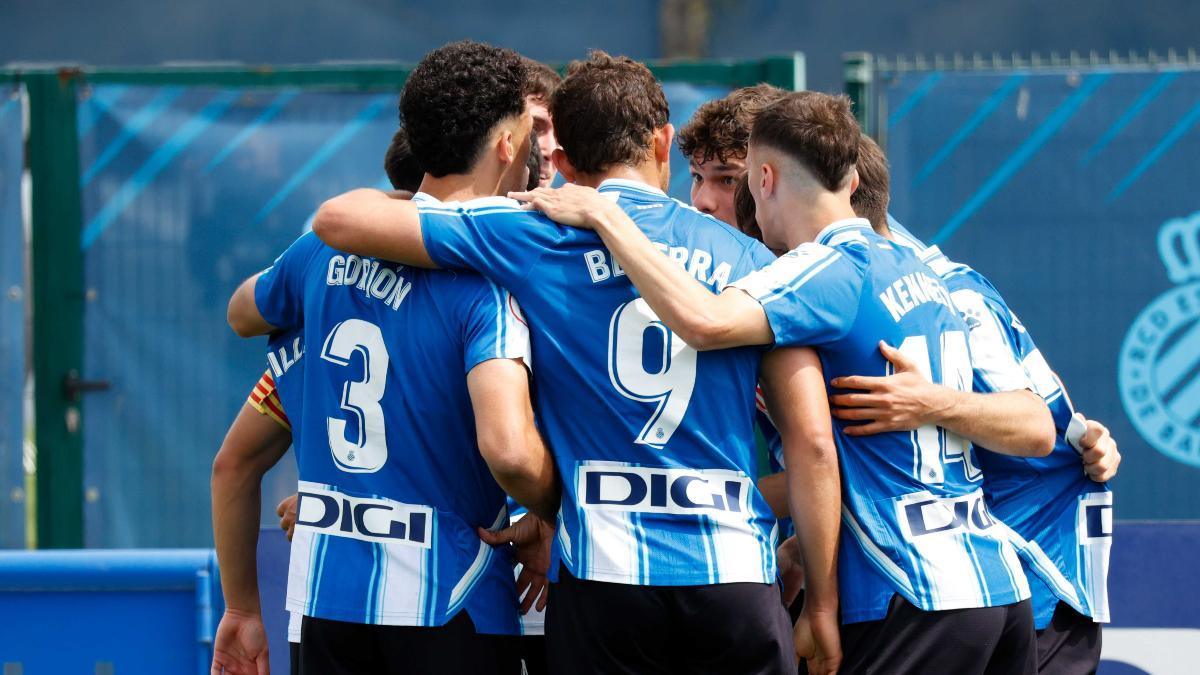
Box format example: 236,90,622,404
254,232,324,331
728,243,864,348
419,200,563,291
247,370,292,431
460,280,531,374
950,287,1038,394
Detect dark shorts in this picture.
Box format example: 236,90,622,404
839,594,1037,675
545,564,794,675
1036,602,1102,675
518,634,547,675
299,611,519,675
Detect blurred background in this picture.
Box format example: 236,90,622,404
1,1,1199,672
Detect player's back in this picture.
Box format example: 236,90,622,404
419,178,779,586
922,246,1112,625
254,224,524,634
732,219,1030,622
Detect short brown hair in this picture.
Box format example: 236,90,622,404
523,57,562,104
550,50,669,175
733,174,763,241
750,92,860,191
678,84,787,165
852,134,890,232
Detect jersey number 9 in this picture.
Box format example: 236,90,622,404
608,299,698,448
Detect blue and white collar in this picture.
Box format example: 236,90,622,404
815,217,873,246
597,177,668,198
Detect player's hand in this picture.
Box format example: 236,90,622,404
776,535,806,606
508,184,621,230
1077,418,1121,482
211,608,270,675
478,515,555,614
829,341,950,435
794,606,842,675
276,494,298,541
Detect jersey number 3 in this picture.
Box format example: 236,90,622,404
322,318,389,473
608,299,697,447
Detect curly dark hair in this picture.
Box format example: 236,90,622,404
550,50,669,175
400,40,528,177
383,127,424,193
678,84,787,165
751,92,860,191
851,133,890,232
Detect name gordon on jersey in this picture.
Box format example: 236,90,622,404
326,254,414,310
584,243,739,290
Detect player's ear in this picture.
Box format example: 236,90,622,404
760,163,776,200
847,167,860,197
652,124,674,164
552,147,577,184
497,128,516,165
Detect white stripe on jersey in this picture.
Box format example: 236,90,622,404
448,506,506,613
733,244,842,305
842,507,917,597
1078,491,1113,622
584,503,641,584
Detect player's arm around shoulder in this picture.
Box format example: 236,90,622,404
759,346,842,674
312,187,437,268
514,183,775,350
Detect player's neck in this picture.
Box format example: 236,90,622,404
417,168,506,203
572,161,665,192
784,194,858,247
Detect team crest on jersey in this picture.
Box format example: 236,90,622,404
1118,213,1200,467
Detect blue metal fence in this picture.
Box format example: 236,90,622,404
882,66,1200,519
75,81,733,547
0,88,24,549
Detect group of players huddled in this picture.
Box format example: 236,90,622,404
211,40,1122,675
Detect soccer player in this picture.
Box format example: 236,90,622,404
213,123,431,675
520,91,1061,674
834,134,1120,675
226,41,557,674
523,57,561,187
312,50,843,675
679,84,786,228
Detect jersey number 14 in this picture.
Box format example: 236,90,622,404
897,332,981,484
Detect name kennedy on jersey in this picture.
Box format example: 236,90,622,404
879,271,956,322
326,254,414,310
585,243,738,290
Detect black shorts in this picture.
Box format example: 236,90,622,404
1036,602,1102,675
839,595,1036,675
299,611,520,675
518,634,547,675
545,564,794,675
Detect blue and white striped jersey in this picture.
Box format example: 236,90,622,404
731,218,1031,623
419,178,780,587
254,194,529,634
910,236,1112,629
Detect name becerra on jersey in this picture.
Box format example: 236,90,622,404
584,242,739,290
325,254,414,310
